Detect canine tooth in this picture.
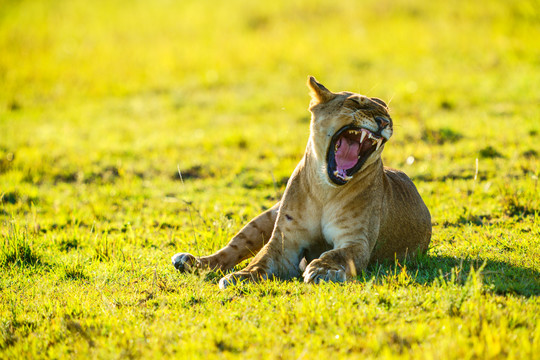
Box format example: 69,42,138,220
360,131,366,143
334,170,352,181
376,138,382,151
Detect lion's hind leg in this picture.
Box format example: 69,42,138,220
172,203,279,272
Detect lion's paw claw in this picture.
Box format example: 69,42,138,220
218,270,267,290
218,274,238,289
303,261,346,284
171,252,198,272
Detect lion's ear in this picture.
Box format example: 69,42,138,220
307,76,335,104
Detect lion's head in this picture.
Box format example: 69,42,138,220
307,76,393,186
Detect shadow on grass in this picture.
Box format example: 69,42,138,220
365,254,540,297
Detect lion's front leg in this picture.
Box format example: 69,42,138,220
304,203,381,284
303,242,371,284
218,171,319,289
218,214,312,289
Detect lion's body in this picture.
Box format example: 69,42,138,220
172,77,431,288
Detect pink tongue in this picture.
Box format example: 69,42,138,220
335,137,360,171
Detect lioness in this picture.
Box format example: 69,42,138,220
172,76,431,289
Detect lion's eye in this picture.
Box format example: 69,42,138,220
347,97,365,106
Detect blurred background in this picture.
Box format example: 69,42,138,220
2,0,537,103
1,0,538,228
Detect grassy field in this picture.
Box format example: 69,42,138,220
1,0,539,358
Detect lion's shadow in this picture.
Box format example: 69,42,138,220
364,254,540,297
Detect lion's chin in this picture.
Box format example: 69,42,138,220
326,125,385,185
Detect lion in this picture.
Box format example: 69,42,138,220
172,76,432,289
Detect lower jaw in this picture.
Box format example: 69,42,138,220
326,154,376,185
333,170,353,182
327,167,351,186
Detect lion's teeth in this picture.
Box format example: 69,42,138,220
334,170,352,181
376,138,382,151
360,131,366,143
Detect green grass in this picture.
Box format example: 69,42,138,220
1,0,539,358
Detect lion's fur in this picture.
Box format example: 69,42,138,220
172,76,432,288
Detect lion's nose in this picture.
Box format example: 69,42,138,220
375,116,390,128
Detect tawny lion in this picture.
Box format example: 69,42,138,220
172,76,431,289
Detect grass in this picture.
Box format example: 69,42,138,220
1,0,539,358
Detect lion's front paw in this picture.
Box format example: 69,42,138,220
218,269,268,290
171,252,199,272
303,260,347,284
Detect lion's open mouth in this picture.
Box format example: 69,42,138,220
326,125,385,185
